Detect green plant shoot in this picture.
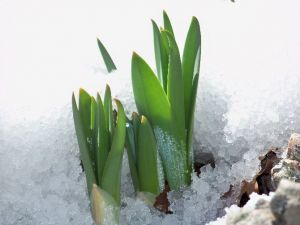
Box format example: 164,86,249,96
125,113,164,204
72,85,126,225
131,12,201,190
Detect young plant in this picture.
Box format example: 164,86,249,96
131,11,201,190
125,112,165,205
72,85,126,225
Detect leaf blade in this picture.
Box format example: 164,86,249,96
97,38,117,73
137,116,162,196
101,99,126,205
125,117,140,192
186,73,199,183
103,85,114,146
131,52,188,190
72,93,96,195
182,17,201,127
79,89,92,150
131,52,172,130
163,11,175,37
152,20,168,92
163,31,185,141
91,97,98,181
95,93,110,185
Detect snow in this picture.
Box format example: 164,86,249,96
1,0,300,224
207,192,275,225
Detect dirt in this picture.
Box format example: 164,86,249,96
154,183,172,214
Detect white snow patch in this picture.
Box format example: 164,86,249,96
1,0,300,224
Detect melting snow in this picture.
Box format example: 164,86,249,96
1,0,300,224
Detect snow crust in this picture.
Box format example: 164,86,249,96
1,0,300,224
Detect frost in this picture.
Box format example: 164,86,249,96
156,148,166,193
154,127,187,190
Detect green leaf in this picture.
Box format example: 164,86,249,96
160,31,170,91
163,31,185,141
79,89,92,150
101,99,126,205
162,30,180,59
125,118,140,192
103,85,114,146
163,11,175,37
91,184,119,225
91,97,98,177
137,116,161,196
131,52,172,130
152,20,168,92
160,30,170,57
95,93,110,185
72,93,96,195
186,73,199,183
131,52,188,190
131,112,140,156
97,38,117,73
182,17,201,127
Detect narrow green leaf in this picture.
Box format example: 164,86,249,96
152,20,168,92
131,112,140,155
72,93,96,195
101,99,126,205
97,38,117,73
152,20,163,84
163,31,185,141
103,85,114,146
182,17,201,127
95,93,110,185
91,97,98,177
160,31,170,91
91,184,119,225
186,73,199,182
163,11,175,37
125,119,140,192
162,30,180,59
160,30,170,57
79,89,92,149
137,116,161,195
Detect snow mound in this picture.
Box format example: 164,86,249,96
1,0,300,225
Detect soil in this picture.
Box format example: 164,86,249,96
154,183,172,214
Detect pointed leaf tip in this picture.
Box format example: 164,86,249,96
97,37,117,73
132,52,140,60
163,10,175,36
